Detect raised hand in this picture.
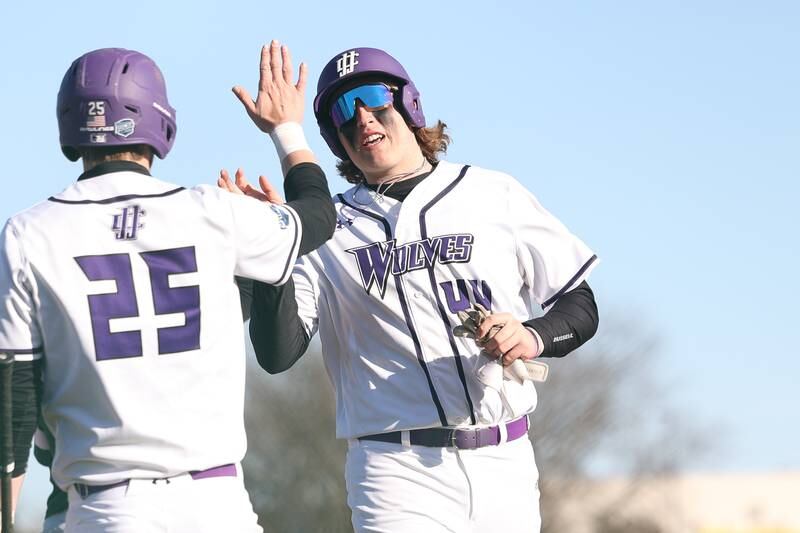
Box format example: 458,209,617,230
218,168,285,204
232,40,308,133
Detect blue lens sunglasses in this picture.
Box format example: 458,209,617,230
329,83,395,129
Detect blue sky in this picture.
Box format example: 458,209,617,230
3,0,798,527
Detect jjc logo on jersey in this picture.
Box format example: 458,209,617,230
337,51,359,77
347,234,474,297
112,205,145,240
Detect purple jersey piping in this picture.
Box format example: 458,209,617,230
337,194,448,426
418,165,477,426
541,254,598,309
47,187,186,205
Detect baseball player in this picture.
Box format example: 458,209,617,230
1,42,334,532
241,47,600,532
19,277,259,533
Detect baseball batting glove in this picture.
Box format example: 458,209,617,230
453,304,549,383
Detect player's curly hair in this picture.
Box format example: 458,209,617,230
336,121,451,184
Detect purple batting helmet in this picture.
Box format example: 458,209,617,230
313,47,426,159
57,48,177,161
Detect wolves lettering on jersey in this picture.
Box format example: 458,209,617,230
346,234,474,297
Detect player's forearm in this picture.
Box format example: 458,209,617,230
280,149,316,176
249,278,310,373
524,281,599,358
11,359,41,476
283,162,336,255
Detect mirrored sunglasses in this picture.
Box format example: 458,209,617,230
329,83,394,129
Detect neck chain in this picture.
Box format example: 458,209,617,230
355,158,430,206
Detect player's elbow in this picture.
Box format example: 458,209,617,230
582,293,599,343
250,324,311,374
254,347,303,374
256,354,284,374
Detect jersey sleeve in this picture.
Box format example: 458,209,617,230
508,179,598,310
219,189,304,286
0,220,43,360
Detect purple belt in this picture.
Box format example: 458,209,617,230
359,417,529,450
73,463,237,499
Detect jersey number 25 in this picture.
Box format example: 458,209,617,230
75,246,200,361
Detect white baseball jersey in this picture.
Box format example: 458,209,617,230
0,168,301,489
293,160,597,439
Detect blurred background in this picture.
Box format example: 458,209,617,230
3,1,798,531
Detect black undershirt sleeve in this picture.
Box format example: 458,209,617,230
248,277,310,373
243,163,331,373
11,359,42,476
283,162,336,256
236,276,253,322
524,281,599,358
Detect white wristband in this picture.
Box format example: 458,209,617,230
269,122,310,161
525,326,545,358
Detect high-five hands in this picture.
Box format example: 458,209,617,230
232,40,307,133
217,168,285,205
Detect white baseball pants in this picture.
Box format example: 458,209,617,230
345,434,541,532
64,470,261,532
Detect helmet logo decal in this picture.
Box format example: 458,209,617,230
114,118,135,138
336,51,359,77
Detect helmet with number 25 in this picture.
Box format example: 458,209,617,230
57,48,177,162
